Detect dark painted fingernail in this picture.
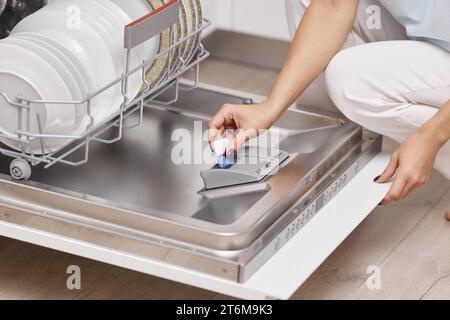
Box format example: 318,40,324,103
374,175,380,182
378,202,383,206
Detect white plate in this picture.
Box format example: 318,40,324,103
12,6,118,124
10,31,95,102
12,32,89,96
85,0,146,111
0,41,75,153
110,0,160,64
49,0,148,111
45,0,124,119
7,37,82,106
10,33,89,135
111,0,151,21
78,0,149,112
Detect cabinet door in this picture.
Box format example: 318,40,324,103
200,0,291,40
230,0,291,40
201,0,233,30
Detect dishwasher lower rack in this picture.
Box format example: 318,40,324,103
0,84,383,283
0,0,210,179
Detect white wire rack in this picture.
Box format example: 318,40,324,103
0,0,210,180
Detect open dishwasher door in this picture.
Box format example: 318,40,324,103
0,83,391,299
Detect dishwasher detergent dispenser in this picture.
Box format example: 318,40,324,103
201,149,290,190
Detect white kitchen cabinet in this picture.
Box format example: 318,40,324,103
201,0,291,40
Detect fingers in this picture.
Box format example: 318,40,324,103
226,129,255,157
208,127,222,148
400,177,426,199
381,171,429,205
376,151,399,183
399,180,417,200
381,175,406,205
375,152,400,205
208,103,263,156
399,174,427,199
208,112,228,144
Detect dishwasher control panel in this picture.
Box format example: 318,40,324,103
201,150,290,190
241,155,367,281
273,158,362,250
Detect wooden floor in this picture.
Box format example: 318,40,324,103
0,59,449,300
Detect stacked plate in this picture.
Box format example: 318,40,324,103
110,0,203,87
0,0,202,155
0,0,154,154
144,0,203,88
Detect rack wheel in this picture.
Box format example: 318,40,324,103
10,158,32,180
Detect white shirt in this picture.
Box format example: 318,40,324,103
380,0,450,52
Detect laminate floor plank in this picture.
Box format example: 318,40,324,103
350,207,450,299
292,171,450,300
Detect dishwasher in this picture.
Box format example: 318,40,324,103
0,0,391,299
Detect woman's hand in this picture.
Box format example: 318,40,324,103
207,0,359,156
208,101,279,155
376,128,443,204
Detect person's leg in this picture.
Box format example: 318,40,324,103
325,40,450,179
284,0,407,111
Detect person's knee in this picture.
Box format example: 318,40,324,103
325,48,367,123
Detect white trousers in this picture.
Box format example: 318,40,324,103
285,0,450,178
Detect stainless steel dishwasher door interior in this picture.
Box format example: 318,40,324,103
0,84,347,249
